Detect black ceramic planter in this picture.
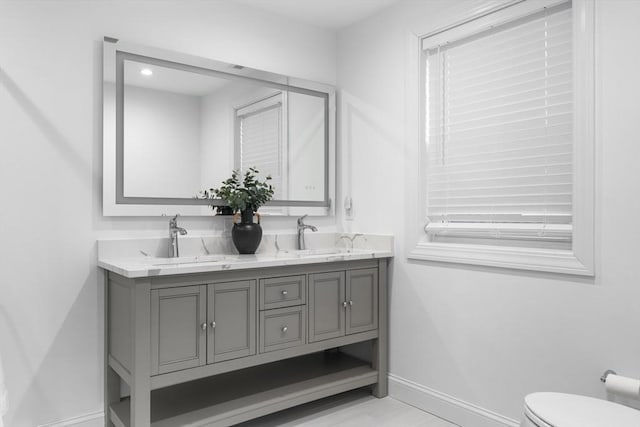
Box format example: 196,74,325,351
231,209,262,254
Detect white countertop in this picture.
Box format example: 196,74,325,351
98,248,393,278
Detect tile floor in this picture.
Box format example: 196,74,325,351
237,389,459,427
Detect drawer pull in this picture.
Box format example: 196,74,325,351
281,290,288,297
200,322,207,331
281,326,288,333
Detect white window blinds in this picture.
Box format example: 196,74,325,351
238,99,283,199
424,3,573,241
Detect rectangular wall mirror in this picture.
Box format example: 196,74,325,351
103,38,335,216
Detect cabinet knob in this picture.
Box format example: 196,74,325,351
210,321,216,329
281,290,288,297
201,322,207,331
282,326,288,333
349,300,353,306
342,301,348,308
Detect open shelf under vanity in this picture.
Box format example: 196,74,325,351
110,352,377,427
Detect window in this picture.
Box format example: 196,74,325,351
408,0,595,275
425,4,573,245
236,93,287,201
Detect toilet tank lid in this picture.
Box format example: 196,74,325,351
525,392,640,427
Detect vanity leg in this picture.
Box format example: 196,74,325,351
372,259,388,398
131,281,151,426
104,276,120,427
105,366,120,427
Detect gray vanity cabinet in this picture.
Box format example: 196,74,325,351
151,286,208,375
150,281,256,375
259,275,306,310
104,258,389,427
308,268,378,342
259,305,306,353
308,271,346,342
207,280,256,363
346,268,378,335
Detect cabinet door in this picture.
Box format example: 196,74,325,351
308,271,345,343
207,280,256,363
151,285,207,375
346,268,378,335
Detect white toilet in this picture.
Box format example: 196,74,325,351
521,392,640,427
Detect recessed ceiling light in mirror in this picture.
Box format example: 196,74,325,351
140,68,153,76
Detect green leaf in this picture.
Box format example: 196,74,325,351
200,167,274,213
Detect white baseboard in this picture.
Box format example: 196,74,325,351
389,374,520,427
37,411,103,427
34,376,520,427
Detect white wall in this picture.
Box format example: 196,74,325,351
0,1,336,425
338,0,640,423
123,85,202,198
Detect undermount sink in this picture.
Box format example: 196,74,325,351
151,254,226,266
276,248,355,258
145,249,371,266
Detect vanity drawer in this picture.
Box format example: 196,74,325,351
259,306,306,353
259,275,306,310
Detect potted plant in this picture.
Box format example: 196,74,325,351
201,168,274,254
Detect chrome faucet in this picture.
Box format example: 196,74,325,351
297,215,318,250
168,215,188,258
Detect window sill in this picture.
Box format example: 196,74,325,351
425,222,572,242
408,241,594,276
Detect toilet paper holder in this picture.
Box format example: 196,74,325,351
599,369,640,400
601,369,617,383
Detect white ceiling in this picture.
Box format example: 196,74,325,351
124,60,231,96
235,0,401,30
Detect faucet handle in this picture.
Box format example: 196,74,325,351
297,214,308,225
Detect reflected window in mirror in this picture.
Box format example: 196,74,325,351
236,93,285,200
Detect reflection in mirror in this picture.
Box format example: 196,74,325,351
286,92,325,201
102,39,334,216
122,60,234,198
236,92,286,200
122,59,323,201
235,91,325,202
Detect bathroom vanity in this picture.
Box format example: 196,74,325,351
99,36,376,426
100,246,391,426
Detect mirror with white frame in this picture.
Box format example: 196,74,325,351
103,38,335,216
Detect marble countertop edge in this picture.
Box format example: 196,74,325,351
99,249,393,279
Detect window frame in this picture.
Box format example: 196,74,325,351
234,91,289,216
405,0,595,276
